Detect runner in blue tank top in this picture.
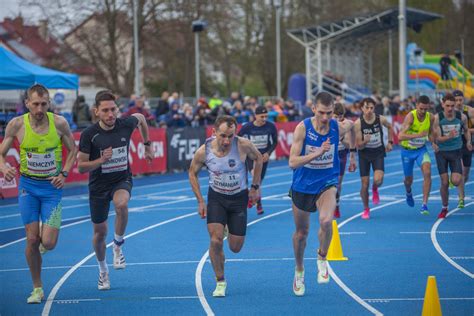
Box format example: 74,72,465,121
432,93,472,218
288,92,354,296
189,115,263,298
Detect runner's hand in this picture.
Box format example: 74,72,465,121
198,201,207,219
49,174,66,189
348,157,357,172
321,138,331,153
145,145,154,163
101,147,113,163
1,166,16,182
363,134,372,144
262,152,270,163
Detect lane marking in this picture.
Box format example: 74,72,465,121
431,200,474,279
41,212,196,316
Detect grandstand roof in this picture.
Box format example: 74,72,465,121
287,7,442,46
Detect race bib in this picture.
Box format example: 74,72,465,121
26,151,56,175
250,134,269,149
408,136,427,148
101,146,128,174
304,144,335,169
366,132,382,148
211,173,241,194
441,124,460,136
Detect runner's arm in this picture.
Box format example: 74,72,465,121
0,117,21,180
188,145,206,204
132,113,154,162
288,122,324,169
56,116,77,174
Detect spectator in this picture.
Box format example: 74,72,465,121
122,96,157,126
301,99,314,119
155,91,170,122
209,101,232,123
209,92,223,110
264,101,278,122
166,102,186,128
192,106,211,127
182,103,194,126
440,53,452,81
72,95,92,129
284,99,299,121
231,100,251,124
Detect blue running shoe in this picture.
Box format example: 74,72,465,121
420,204,429,215
406,192,414,207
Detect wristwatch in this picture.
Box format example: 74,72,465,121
60,171,69,178
388,140,394,145
144,141,151,146
251,184,260,190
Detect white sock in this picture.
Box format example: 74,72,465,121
114,233,124,243
98,259,108,273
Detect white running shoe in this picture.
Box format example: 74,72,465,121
293,269,305,296
98,272,110,290
212,281,227,297
317,259,330,284
113,245,126,269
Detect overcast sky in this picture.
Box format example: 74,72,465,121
0,0,41,22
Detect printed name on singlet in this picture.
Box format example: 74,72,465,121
441,124,460,135
250,134,269,149
101,146,128,173
212,173,241,194
26,151,56,174
304,144,335,169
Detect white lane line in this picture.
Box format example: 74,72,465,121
41,212,196,316
431,200,474,279
195,208,292,316
400,231,474,234
450,257,474,260
53,298,101,304
365,297,474,303
150,296,199,300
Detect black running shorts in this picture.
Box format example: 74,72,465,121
207,188,248,236
89,179,133,224
435,150,463,175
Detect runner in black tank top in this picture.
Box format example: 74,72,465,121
354,98,394,219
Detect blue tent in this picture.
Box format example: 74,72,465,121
0,46,79,90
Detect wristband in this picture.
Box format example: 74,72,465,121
349,148,357,153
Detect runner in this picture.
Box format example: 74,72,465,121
238,105,278,214
189,115,263,297
398,95,435,214
289,92,354,296
0,84,77,303
354,97,394,219
77,90,153,290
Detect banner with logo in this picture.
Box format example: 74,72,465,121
274,122,298,158
167,127,206,170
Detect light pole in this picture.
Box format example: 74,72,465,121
275,0,282,99
192,20,207,99
133,0,140,96
398,0,407,99
414,48,422,97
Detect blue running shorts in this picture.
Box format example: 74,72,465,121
400,147,431,177
18,176,62,228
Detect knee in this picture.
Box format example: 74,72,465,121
26,234,41,248
404,177,413,185
114,200,128,213
294,228,309,242
374,177,383,187
210,236,223,249
94,229,107,242
320,217,332,231
41,239,57,251
229,242,243,253
451,175,462,186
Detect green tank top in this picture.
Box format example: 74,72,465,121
401,110,430,149
20,112,62,178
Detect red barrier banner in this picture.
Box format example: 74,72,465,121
1,127,167,198
275,122,298,158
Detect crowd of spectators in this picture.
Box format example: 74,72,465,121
2,89,474,135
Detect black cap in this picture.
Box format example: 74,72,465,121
452,90,464,97
255,105,268,115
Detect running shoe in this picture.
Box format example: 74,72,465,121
39,243,48,255
317,259,330,284
256,199,264,215
293,269,305,296
334,206,341,219
224,225,229,239
113,244,126,269
420,204,429,215
98,272,110,290
361,208,370,220
449,180,454,189
457,199,465,209
372,185,380,205
437,207,448,219
27,287,44,304
212,280,227,297
406,192,414,207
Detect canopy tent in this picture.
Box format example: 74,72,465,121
0,46,79,90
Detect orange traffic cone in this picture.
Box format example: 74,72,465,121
327,220,348,261
422,276,442,316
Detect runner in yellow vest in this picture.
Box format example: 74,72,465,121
0,84,77,304
398,95,435,215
